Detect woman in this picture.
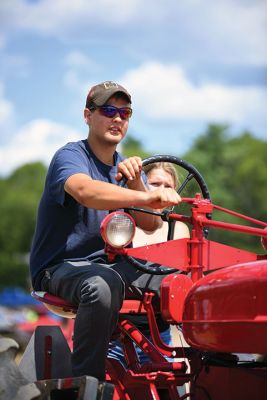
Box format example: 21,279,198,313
133,162,189,246
108,162,190,366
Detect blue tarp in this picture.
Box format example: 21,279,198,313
0,287,39,306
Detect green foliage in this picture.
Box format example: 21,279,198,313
0,253,30,289
0,162,47,289
183,125,267,253
122,135,152,159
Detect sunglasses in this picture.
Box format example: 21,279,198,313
91,105,132,120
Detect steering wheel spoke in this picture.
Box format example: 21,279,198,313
177,172,194,194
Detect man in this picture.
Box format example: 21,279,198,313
30,81,181,381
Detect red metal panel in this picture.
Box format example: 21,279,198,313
160,274,193,323
182,260,267,353
125,238,190,271
202,240,260,271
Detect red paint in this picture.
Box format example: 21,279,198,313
30,193,267,399
183,260,267,353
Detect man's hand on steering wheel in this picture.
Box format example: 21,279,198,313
115,156,143,184
142,188,182,210
115,156,181,210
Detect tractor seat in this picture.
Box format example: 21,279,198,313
32,273,193,323
31,291,77,318
31,291,147,319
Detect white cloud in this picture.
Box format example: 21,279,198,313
122,62,267,124
199,0,267,65
64,51,95,69
0,119,81,176
63,51,98,92
0,0,266,65
0,0,142,34
63,70,85,91
0,1,265,178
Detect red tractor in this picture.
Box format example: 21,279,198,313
16,155,267,399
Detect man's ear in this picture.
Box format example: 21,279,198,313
84,108,91,125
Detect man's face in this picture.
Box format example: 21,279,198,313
85,96,130,146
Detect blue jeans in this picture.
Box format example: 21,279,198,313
108,327,172,367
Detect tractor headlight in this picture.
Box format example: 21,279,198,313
101,211,136,248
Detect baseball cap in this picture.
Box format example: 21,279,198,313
86,81,131,109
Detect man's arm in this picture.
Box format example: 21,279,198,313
64,173,181,231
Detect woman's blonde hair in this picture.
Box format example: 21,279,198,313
143,162,179,188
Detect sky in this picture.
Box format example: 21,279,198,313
0,0,266,176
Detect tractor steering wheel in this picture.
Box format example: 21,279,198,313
142,155,211,200
118,155,211,275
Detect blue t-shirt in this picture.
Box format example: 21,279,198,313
30,139,130,289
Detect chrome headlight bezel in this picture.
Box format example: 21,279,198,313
100,211,136,248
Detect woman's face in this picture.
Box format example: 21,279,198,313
147,168,175,191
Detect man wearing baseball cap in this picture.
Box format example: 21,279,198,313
30,81,181,381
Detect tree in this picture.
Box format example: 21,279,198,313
0,162,47,288
183,125,267,253
121,135,152,159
